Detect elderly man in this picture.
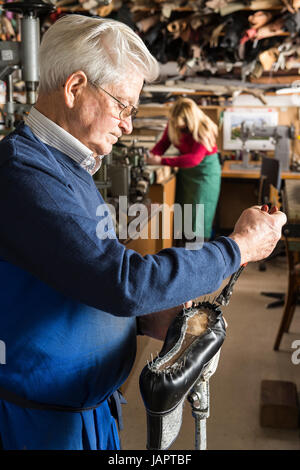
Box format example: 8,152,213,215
0,14,286,450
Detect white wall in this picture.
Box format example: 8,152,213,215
231,93,300,108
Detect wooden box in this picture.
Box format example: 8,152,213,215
260,380,299,429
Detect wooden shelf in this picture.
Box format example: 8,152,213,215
131,5,283,12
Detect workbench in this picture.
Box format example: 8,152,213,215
218,160,300,232
222,160,300,180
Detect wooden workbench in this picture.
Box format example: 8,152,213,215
222,160,300,180
218,160,300,232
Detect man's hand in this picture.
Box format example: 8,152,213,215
137,301,192,341
147,152,162,165
229,205,287,265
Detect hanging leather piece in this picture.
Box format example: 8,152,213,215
136,14,161,33
210,22,226,48
167,18,189,39
259,46,280,70
255,17,285,40
18,0,300,85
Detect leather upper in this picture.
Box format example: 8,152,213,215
139,302,226,414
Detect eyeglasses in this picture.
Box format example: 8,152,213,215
97,85,138,120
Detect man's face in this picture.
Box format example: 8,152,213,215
70,73,144,156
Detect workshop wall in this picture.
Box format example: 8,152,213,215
130,0,300,83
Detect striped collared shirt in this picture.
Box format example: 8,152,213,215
24,107,103,175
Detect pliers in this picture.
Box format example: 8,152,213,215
215,264,246,306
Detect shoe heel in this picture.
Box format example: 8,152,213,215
146,399,184,450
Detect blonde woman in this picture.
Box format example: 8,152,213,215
148,97,221,240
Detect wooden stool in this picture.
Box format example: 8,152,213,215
274,241,300,350
260,380,299,429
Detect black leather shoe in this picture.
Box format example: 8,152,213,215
139,301,226,450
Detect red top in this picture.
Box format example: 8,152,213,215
151,125,218,168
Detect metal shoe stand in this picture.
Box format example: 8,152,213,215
187,350,221,450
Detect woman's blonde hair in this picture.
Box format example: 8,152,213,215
168,97,218,152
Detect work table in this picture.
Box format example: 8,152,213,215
222,160,300,180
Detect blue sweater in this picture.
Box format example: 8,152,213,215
0,123,240,449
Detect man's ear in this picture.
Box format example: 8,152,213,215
63,71,88,108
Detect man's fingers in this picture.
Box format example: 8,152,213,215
269,206,278,214
258,204,287,226
272,210,287,226
229,204,287,264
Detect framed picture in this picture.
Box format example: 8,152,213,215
223,108,278,150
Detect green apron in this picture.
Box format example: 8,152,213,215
175,153,221,240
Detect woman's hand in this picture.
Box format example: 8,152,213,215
147,152,162,165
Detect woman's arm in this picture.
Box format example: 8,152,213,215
161,143,217,168
151,125,171,156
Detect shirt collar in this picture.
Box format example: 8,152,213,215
24,107,103,175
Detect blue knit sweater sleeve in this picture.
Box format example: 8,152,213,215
0,129,241,317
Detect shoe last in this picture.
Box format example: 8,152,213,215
139,301,226,449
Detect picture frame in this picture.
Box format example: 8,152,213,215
223,108,279,150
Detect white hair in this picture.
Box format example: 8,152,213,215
38,14,159,93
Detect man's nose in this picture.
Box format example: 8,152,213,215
119,116,133,134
